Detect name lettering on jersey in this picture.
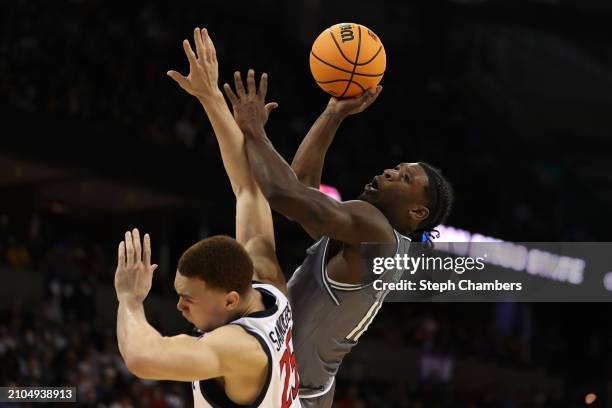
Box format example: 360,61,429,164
269,304,292,351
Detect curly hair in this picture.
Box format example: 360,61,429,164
407,162,454,245
177,235,253,294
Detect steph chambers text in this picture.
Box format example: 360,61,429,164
374,279,523,292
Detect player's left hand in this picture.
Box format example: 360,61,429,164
223,69,278,132
114,228,158,304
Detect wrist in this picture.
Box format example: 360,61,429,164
242,124,266,138
197,89,225,106
118,294,144,307
322,107,347,122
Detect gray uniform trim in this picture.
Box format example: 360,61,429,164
288,229,411,399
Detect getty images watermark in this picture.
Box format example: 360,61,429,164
359,242,612,302
372,253,523,293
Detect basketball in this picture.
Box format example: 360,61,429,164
310,23,386,98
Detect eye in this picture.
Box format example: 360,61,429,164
403,174,410,183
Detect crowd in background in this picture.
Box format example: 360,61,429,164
1,210,604,406
2,0,606,243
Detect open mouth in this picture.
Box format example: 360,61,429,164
371,176,379,189
366,176,380,191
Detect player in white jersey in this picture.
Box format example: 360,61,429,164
191,281,298,408
115,27,300,407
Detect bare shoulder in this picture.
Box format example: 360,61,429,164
340,200,396,243
204,324,268,372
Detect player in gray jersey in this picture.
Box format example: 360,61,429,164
225,70,453,407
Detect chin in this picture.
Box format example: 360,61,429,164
358,191,375,203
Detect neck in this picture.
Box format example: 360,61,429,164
369,201,413,234
232,287,264,320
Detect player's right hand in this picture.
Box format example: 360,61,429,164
326,85,382,118
115,229,158,304
167,27,222,103
223,69,278,130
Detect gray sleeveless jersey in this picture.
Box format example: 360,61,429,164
287,230,411,398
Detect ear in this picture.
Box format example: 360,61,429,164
410,205,429,222
225,291,240,310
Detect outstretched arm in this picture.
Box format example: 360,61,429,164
115,230,264,382
291,87,382,189
224,71,394,245
168,28,284,290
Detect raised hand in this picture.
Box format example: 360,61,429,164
115,229,158,304
223,69,278,131
167,27,222,103
326,85,382,118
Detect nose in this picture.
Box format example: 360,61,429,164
383,169,397,180
177,299,186,312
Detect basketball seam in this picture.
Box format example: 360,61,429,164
356,45,383,66
316,79,366,91
340,25,362,98
328,29,356,65
311,51,384,77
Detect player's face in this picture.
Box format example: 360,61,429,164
174,272,234,332
359,162,430,220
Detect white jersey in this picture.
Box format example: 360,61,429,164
192,283,301,408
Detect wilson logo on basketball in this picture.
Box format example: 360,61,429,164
340,24,354,43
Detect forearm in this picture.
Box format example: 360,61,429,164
291,109,345,188
199,93,257,195
243,126,300,199
117,300,162,368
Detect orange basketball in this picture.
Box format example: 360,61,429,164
310,23,386,98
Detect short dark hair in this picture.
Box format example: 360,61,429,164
177,235,253,294
408,162,454,244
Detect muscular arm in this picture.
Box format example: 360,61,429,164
243,124,393,245
168,28,284,289
201,88,284,290
291,87,382,189
291,110,344,188
118,300,264,382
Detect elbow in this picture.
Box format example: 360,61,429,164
124,353,153,379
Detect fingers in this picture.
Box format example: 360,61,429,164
227,69,271,102
182,39,197,70
223,83,238,105
246,69,256,95
143,233,151,267
132,228,142,263
201,28,215,64
194,27,206,63
265,102,278,115
234,71,246,98
167,70,189,89
118,241,125,268
259,73,268,100
364,85,382,105
125,231,134,268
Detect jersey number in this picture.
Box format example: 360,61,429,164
280,329,299,408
